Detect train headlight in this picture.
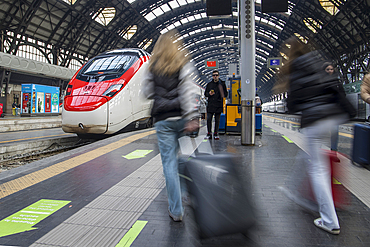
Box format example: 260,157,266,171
102,84,123,97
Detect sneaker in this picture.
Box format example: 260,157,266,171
214,134,219,140
205,132,212,139
314,218,340,234
168,209,182,222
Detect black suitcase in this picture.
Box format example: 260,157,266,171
352,123,370,169
183,153,255,238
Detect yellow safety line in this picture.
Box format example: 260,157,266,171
0,130,156,199
263,115,300,125
339,132,353,138
263,115,354,139
0,133,73,144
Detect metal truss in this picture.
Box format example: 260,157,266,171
0,0,369,102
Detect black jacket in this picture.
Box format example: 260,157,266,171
287,51,355,128
150,72,182,122
204,79,227,113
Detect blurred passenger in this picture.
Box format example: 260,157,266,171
255,94,262,114
143,30,199,222
204,70,227,140
281,37,355,235
361,72,370,105
322,62,346,156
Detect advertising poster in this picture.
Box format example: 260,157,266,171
32,92,36,113
52,93,59,113
22,93,29,113
45,93,51,112
37,92,44,113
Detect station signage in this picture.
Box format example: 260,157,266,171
205,59,219,69
267,57,282,68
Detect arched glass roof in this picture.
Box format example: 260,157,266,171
1,0,369,101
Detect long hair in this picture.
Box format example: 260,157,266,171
149,30,190,76
273,36,310,94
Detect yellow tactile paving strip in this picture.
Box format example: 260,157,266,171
0,130,156,200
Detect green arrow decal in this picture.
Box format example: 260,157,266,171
123,150,153,160
0,199,70,238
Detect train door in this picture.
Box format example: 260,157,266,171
108,83,133,128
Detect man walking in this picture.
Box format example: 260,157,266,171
204,70,227,140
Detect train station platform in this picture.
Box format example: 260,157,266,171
0,114,370,247
0,115,62,132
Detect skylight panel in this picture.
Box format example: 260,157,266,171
169,0,180,9
167,24,176,30
188,16,195,21
127,0,136,3
194,14,202,19
94,7,116,26
201,13,207,18
303,18,322,33
145,12,156,22
152,7,164,17
180,18,189,24
178,0,187,6
159,5,169,13
160,28,168,34
319,0,339,15
174,21,181,27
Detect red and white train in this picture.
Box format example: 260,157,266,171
62,48,153,138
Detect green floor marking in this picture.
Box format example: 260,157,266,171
271,129,278,133
0,199,70,238
333,177,341,185
123,150,153,160
116,220,148,247
282,135,294,143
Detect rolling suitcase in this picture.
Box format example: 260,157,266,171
352,123,370,169
184,153,255,238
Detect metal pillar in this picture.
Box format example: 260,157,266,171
239,0,256,145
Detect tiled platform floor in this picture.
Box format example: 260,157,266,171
133,120,370,247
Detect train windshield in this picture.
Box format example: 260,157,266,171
81,54,134,76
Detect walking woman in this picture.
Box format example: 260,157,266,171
282,37,355,234
143,30,199,222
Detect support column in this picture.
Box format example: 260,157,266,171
239,0,256,145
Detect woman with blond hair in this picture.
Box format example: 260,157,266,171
143,30,199,222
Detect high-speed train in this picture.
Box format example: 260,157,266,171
262,99,288,113
62,48,153,138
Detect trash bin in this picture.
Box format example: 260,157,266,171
12,108,16,116
16,108,20,116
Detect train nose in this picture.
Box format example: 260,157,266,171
79,123,84,129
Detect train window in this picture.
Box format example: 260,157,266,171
81,55,133,75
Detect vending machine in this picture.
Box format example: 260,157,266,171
21,84,59,116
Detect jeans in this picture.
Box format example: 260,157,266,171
207,112,221,134
302,115,346,229
155,119,186,217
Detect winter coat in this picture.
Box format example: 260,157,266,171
287,51,355,128
204,79,228,113
361,73,370,104
143,62,198,123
